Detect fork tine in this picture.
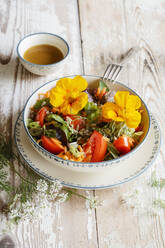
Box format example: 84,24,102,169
109,65,120,81
111,66,122,81
102,64,122,82
106,64,115,79
102,64,112,80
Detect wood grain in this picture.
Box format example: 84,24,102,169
79,0,165,247
0,0,97,247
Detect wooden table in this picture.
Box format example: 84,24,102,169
0,0,164,247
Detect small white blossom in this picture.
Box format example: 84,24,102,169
88,196,103,209
121,187,143,208
47,188,58,201
47,180,63,201
85,191,103,209
57,193,68,203
36,179,48,193
9,209,21,219
21,201,36,219
51,180,63,192
34,191,48,209
121,187,148,216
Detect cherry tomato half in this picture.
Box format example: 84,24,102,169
35,107,48,127
65,115,85,131
41,136,64,154
113,136,131,154
83,130,107,162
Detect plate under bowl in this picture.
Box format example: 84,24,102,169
15,112,160,189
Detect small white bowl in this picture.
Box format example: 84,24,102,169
17,32,69,76
23,75,151,173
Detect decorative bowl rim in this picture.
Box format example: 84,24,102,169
16,32,70,67
23,74,151,168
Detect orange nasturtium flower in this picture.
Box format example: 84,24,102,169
102,91,141,128
49,76,88,115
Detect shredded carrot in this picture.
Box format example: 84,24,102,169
52,107,59,113
103,136,109,142
99,87,106,99
64,146,67,153
37,139,42,144
83,154,92,162
95,88,101,97
38,91,50,98
78,145,83,153
57,147,85,162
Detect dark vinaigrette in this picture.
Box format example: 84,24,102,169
23,44,64,65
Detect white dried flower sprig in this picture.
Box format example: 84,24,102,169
3,176,103,225
8,179,65,223
121,187,147,216
85,191,104,209
47,180,63,201
36,179,48,192
0,133,104,226
88,195,103,209
121,171,165,216
150,171,165,190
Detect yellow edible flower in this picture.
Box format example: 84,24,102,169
49,76,88,115
102,91,141,128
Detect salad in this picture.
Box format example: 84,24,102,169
27,76,143,163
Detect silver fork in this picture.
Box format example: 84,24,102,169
102,47,141,82
102,63,123,82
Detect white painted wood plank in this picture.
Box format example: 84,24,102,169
79,0,165,247
0,0,98,247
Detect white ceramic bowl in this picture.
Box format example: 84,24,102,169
23,75,151,172
17,32,69,76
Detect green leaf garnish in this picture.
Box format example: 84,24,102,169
98,80,109,92
46,114,65,124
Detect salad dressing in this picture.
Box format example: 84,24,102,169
23,44,64,65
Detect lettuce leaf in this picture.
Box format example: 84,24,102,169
68,143,84,158
27,119,43,137
33,98,51,110
104,142,119,160
96,121,135,142
46,114,66,124
84,102,100,122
